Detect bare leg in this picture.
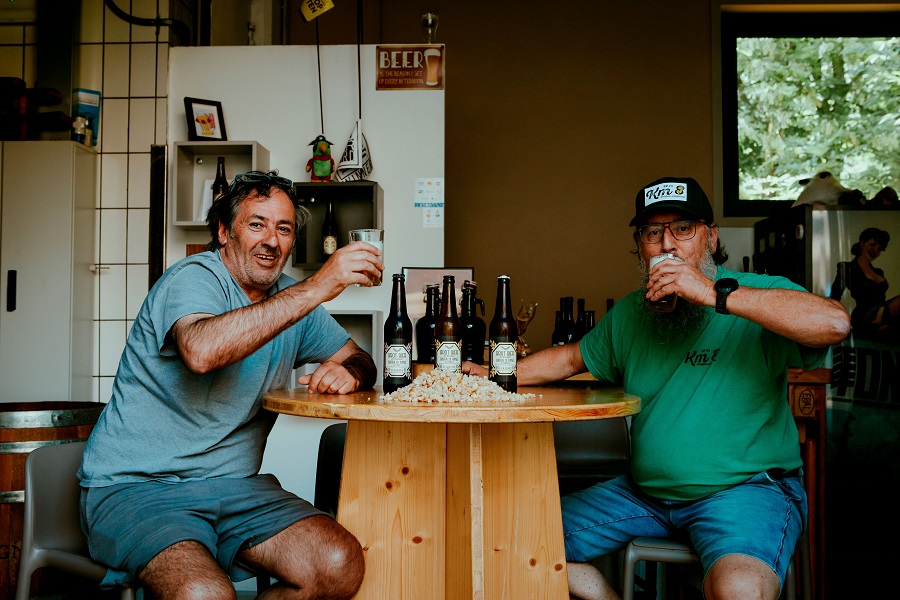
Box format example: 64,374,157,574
139,540,237,600
239,515,364,600
704,554,780,600
567,561,621,600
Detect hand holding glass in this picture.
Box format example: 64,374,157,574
349,229,384,286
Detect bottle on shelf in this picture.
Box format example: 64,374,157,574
459,280,486,364
415,283,441,364
211,156,229,200
563,296,576,343
489,275,519,392
551,310,565,346
574,297,587,341
383,273,413,393
582,310,596,337
434,275,462,373
322,198,338,261
606,298,615,313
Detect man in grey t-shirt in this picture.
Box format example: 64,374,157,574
78,171,381,599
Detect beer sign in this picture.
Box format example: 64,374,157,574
376,45,444,90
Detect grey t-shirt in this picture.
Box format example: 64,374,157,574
78,250,349,487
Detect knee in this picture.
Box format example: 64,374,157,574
319,535,365,599
153,579,237,600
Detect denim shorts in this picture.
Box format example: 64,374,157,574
561,470,807,587
80,474,327,589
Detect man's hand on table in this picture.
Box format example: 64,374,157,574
461,361,488,378
298,360,361,395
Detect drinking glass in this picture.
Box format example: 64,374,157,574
349,228,384,286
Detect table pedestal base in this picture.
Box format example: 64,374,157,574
337,420,570,599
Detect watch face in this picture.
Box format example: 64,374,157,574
716,278,739,292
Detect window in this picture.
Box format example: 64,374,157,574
720,9,900,217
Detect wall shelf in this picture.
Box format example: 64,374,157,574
172,140,270,229
292,181,384,270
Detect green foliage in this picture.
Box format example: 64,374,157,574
737,36,900,201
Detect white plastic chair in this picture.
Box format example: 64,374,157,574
15,440,136,600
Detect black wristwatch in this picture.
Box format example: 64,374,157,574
714,278,739,315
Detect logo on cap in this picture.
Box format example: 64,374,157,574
644,182,688,208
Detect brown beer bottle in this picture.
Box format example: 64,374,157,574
489,275,519,392
415,283,441,364
459,280,486,364
383,273,413,393
211,156,228,200
322,198,338,261
434,275,462,372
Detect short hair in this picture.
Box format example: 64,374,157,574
204,170,310,251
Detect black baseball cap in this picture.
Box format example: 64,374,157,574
630,176,714,226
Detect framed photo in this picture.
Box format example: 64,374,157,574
184,97,227,141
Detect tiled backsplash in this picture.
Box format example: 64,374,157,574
0,0,170,403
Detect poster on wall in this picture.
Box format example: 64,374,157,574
376,45,444,90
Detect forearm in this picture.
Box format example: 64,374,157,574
341,349,377,390
517,343,587,385
174,283,326,373
716,287,850,347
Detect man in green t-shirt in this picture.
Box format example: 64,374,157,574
464,176,849,600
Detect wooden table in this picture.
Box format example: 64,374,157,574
263,386,641,600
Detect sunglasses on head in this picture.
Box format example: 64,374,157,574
228,172,293,193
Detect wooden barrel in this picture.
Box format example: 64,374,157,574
0,401,103,600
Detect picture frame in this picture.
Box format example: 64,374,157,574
184,97,228,141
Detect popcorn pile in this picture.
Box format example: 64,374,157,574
381,369,534,403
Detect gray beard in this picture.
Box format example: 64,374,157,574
638,247,719,341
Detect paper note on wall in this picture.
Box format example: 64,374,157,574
415,177,444,228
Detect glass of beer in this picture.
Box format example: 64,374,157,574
648,253,683,312
349,228,384,286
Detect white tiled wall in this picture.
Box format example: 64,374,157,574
0,0,170,403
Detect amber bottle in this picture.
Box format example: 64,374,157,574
489,275,519,392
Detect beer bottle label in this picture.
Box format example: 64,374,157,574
384,343,412,378
489,341,517,376
435,340,462,372
323,236,337,254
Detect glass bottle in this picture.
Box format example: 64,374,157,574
211,156,228,200
459,280,486,364
383,273,413,393
489,275,519,392
415,283,440,364
561,296,576,343
551,310,565,346
322,198,338,261
574,297,586,341
434,275,462,372
582,310,596,337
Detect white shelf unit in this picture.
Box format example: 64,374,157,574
171,141,270,229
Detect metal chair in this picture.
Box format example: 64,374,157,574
314,422,348,517
16,440,136,600
17,440,272,600
622,531,813,600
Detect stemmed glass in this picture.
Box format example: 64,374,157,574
515,300,538,358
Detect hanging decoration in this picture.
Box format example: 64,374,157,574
299,0,335,22
335,0,374,182
335,120,373,182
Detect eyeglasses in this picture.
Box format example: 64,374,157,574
229,172,293,192
636,220,704,244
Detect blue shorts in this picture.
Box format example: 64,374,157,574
80,474,327,589
561,470,807,587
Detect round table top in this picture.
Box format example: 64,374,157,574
262,385,640,424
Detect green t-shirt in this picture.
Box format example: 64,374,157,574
580,267,826,501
